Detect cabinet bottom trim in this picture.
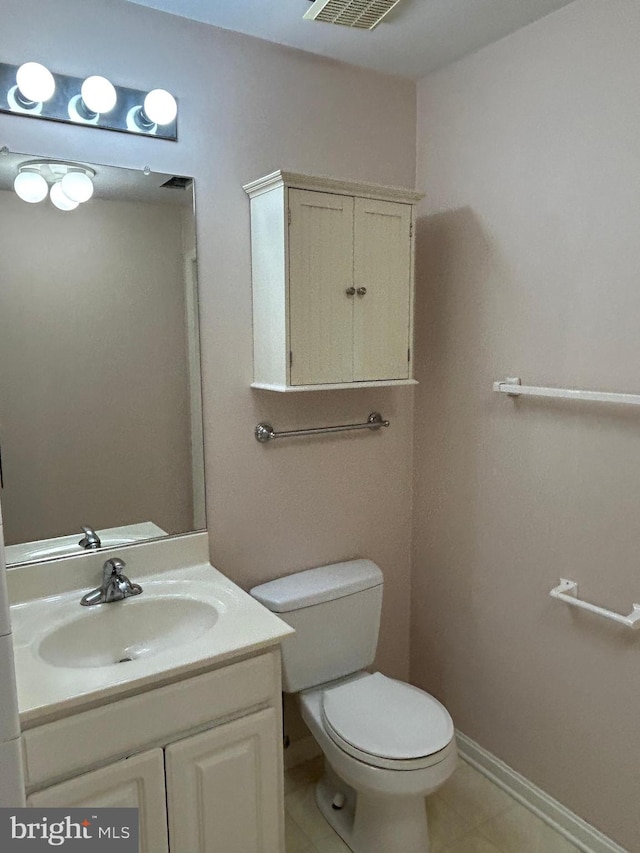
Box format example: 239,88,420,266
251,379,418,392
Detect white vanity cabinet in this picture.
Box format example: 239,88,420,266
21,650,284,853
244,170,423,391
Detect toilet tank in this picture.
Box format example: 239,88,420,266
251,560,383,692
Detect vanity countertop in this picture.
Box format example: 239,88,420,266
9,536,293,727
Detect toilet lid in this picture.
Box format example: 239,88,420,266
322,673,453,763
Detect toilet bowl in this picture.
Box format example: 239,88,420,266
251,559,457,853
301,672,456,852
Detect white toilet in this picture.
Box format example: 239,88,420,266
251,559,457,853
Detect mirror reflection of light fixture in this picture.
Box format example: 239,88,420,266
60,171,94,203
14,160,96,212
50,182,79,211
0,61,178,141
13,170,48,203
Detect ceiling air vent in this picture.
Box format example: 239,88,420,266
304,0,404,30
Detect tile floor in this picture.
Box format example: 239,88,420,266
285,756,582,853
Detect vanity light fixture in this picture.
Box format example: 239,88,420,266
14,160,96,212
12,62,56,110
68,75,118,124
0,61,178,141
128,88,178,133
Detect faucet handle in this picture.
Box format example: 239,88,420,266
79,525,102,549
103,557,125,580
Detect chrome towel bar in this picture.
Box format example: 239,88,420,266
550,579,640,630
255,412,389,443
494,377,640,407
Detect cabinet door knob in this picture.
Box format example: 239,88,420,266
356,287,367,296
345,287,356,296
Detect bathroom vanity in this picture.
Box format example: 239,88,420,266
8,534,293,853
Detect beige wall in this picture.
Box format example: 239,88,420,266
0,191,193,544
0,0,416,681
413,1,640,848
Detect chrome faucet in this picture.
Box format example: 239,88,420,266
79,525,102,550
80,558,143,606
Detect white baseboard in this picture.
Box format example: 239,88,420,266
283,735,322,770
456,731,628,853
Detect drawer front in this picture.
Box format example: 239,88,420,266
23,650,279,787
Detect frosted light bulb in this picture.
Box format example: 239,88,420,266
50,182,79,211
60,171,94,203
14,171,48,203
81,76,117,114
16,62,55,103
143,89,177,125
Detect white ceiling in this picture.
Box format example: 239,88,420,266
124,0,575,80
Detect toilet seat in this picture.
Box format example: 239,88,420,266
321,672,455,771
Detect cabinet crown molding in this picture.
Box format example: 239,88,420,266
243,170,423,204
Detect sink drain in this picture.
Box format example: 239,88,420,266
117,656,133,663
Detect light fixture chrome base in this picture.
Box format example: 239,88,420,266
0,62,177,141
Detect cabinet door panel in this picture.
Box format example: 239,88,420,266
27,749,168,853
353,198,412,381
166,708,282,853
288,189,354,385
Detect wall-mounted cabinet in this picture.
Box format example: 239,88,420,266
244,171,423,391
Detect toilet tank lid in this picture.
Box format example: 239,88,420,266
250,559,383,612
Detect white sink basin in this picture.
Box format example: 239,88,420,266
38,595,218,668
10,554,295,725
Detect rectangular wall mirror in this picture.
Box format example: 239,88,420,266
0,151,205,566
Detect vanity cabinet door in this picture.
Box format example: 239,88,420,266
27,749,169,853
165,707,283,853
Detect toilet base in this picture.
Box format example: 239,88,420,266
315,764,431,853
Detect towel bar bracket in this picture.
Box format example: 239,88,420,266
503,377,522,397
